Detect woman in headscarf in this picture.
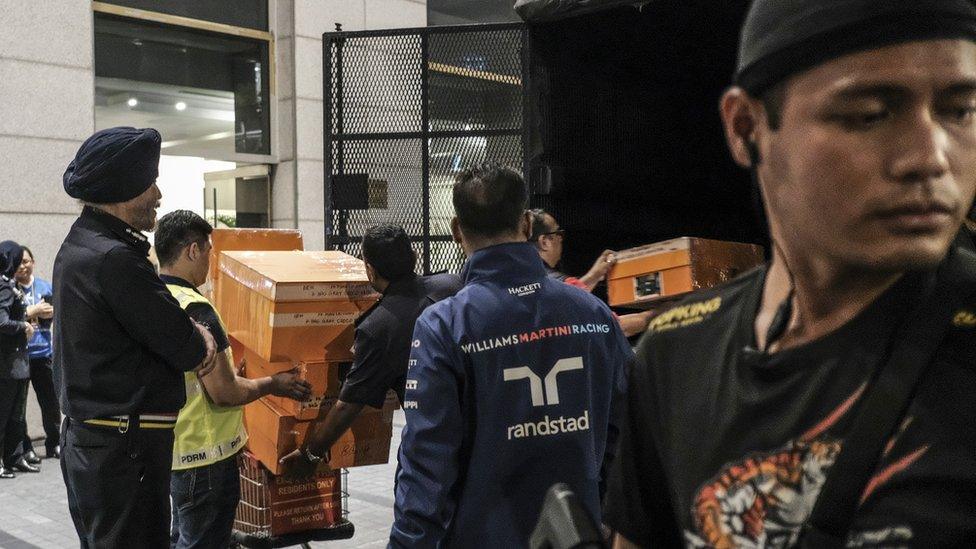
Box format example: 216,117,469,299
0,240,36,478
15,246,59,462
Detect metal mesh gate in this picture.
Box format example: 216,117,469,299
323,24,527,274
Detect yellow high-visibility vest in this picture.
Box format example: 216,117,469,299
167,284,248,470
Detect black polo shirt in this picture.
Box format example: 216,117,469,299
339,273,462,408
53,206,208,419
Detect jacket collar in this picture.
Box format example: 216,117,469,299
354,274,418,328
382,273,419,297
81,206,151,256
460,242,547,285
159,274,199,293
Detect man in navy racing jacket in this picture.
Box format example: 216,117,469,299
390,163,632,548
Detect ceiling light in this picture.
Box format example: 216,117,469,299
175,101,187,111
126,98,138,108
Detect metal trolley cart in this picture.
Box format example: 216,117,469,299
232,452,355,548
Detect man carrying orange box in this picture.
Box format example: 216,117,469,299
528,208,652,337
279,224,461,476
155,210,312,549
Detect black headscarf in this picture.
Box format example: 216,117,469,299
735,0,976,96
0,241,24,280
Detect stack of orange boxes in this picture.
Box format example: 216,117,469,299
206,234,394,537
214,250,396,476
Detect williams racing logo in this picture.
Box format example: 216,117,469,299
647,297,722,333
503,357,590,440
461,324,611,354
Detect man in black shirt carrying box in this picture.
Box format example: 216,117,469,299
54,127,217,548
280,224,461,474
605,1,976,547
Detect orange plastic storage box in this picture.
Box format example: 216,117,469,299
233,336,348,421
216,251,379,363
607,237,763,308
243,391,398,475
207,228,304,301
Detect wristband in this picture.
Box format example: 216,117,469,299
303,446,323,464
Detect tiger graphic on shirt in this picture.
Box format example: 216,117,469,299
684,385,926,549
686,436,841,548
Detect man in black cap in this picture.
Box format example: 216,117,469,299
605,1,976,547
53,126,217,547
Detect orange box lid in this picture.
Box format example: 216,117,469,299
206,229,304,296
609,238,693,279
219,250,378,302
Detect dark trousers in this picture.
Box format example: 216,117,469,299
0,378,28,466
170,454,241,549
61,417,175,548
22,356,61,452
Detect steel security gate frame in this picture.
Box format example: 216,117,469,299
323,23,528,274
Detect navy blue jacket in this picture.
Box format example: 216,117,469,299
390,243,631,548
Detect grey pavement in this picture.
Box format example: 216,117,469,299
0,409,405,549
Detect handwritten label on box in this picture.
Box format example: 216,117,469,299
270,311,360,327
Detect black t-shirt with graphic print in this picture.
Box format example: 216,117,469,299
604,261,976,548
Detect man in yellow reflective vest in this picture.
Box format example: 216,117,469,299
155,210,312,549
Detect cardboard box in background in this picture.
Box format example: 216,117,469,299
607,237,764,308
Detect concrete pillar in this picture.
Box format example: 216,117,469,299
0,1,95,280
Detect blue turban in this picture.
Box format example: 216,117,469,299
63,127,162,204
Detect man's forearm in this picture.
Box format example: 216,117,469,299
305,400,365,456
200,352,274,407
228,376,275,406
618,311,652,338
577,272,602,291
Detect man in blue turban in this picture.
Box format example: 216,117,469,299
53,127,218,547
63,126,163,231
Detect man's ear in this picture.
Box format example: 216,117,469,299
186,242,199,262
519,210,532,241
720,87,762,169
364,261,376,282
451,217,463,244
535,231,552,251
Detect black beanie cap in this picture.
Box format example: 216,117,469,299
735,0,976,97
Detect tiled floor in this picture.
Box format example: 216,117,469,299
0,412,405,549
